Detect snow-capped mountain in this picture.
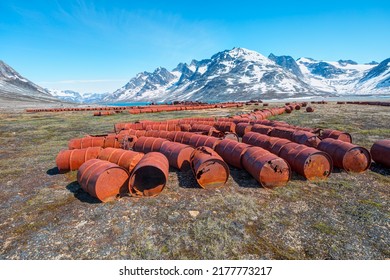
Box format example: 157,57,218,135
105,48,321,102
48,89,107,103
355,58,390,93
0,60,60,102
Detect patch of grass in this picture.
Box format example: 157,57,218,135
312,221,337,235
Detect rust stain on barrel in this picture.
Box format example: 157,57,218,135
370,139,390,168
214,139,251,169
190,146,230,189
160,141,194,170
320,129,352,143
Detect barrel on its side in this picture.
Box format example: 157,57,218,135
56,147,102,172
320,129,352,143
98,148,144,172
370,139,390,168
214,139,251,169
160,142,194,170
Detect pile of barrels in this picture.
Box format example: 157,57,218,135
55,103,390,203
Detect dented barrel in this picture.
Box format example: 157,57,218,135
241,146,291,188
320,129,352,143
128,152,169,197
235,123,252,137
214,139,251,169
77,159,129,202
318,138,371,172
190,146,230,189
370,139,390,168
291,130,321,148
160,141,194,170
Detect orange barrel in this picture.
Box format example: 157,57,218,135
320,129,352,143
179,124,192,132
242,146,290,188
190,146,230,189
278,143,332,180
56,147,102,172
235,123,252,137
317,138,371,172
269,127,295,140
222,132,239,142
116,134,138,150
77,159,129,202
370,139,390,168
160,142,194,170
118,129,147,138
268,137,292,155
190,123,217,135
68,136,105,149
128,152,169,197
144,130,171,139
214,122,236,133
214,139,251,169
103,134,121,148
133,136,169,153
242,132,272,150
98,148,144,172
188,134,221,149
291,130,321,148
306,107,314,112
250,124,273,135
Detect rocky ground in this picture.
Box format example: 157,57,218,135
0,102,389,259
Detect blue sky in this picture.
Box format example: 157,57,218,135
1,0,389,93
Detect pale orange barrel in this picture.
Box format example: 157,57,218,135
370,139,390,168
98,148,144,172
242,132,272,150
235,123,252,137
278,143,332,180
188,134,221,149
241,146,291,188
320,129,352,143
291,130,321,148
250,124,273,135
160,142,194,170
56,147,102,172
317,138,371,172
133,136,169,153
190,146,230,189
128,152,169,197
214,139,251,169
77,159,129,202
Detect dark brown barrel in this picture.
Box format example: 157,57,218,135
190,146,230,189
188,134,221,149
128,152,169,197
133,136,169,153
160,142,194,170
98,148,144,172
214,139,251,169
250,124,273,135
278,143,332,180
235,123,252,137
241,146,291,188
56,147,102,172
320,129,352,143
291,130,321,148
317,138,371,172
77,159,129,202
306,106,314,112
370,139,390,168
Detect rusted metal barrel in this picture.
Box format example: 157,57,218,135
160,141,194,170
317,138,371,172
103,135,121,148
222,132,239,142
214,139,251,169
250,124,273,135
241,146,291,188
291,130,321,148
68,136,105,149
278,143,332,180
133,136,169,153
214,122,236,133
144,130,172,139
235,123,252,137
77,159,129,202
188,134,221,149
56,147,102,172
242,132,273,150
190,146,230,189
128,152,169,197
320,129,352,143
306,106,314,112
269,127,295,140
370,139,390,168
98,148,144,172
190,123,217,135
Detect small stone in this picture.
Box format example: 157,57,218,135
189,210,200,218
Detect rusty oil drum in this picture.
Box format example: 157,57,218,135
370,139,390,168
77,159,129,202
98,148,144,172
317,138,371,172
159,141,194,170
320,129,352,143
56,147,102,172
241,146,291,188
190,146,230,189
214,139,251,169
278,143,333,180
133,136,169,153
128,152,169,197
234,123,252,137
